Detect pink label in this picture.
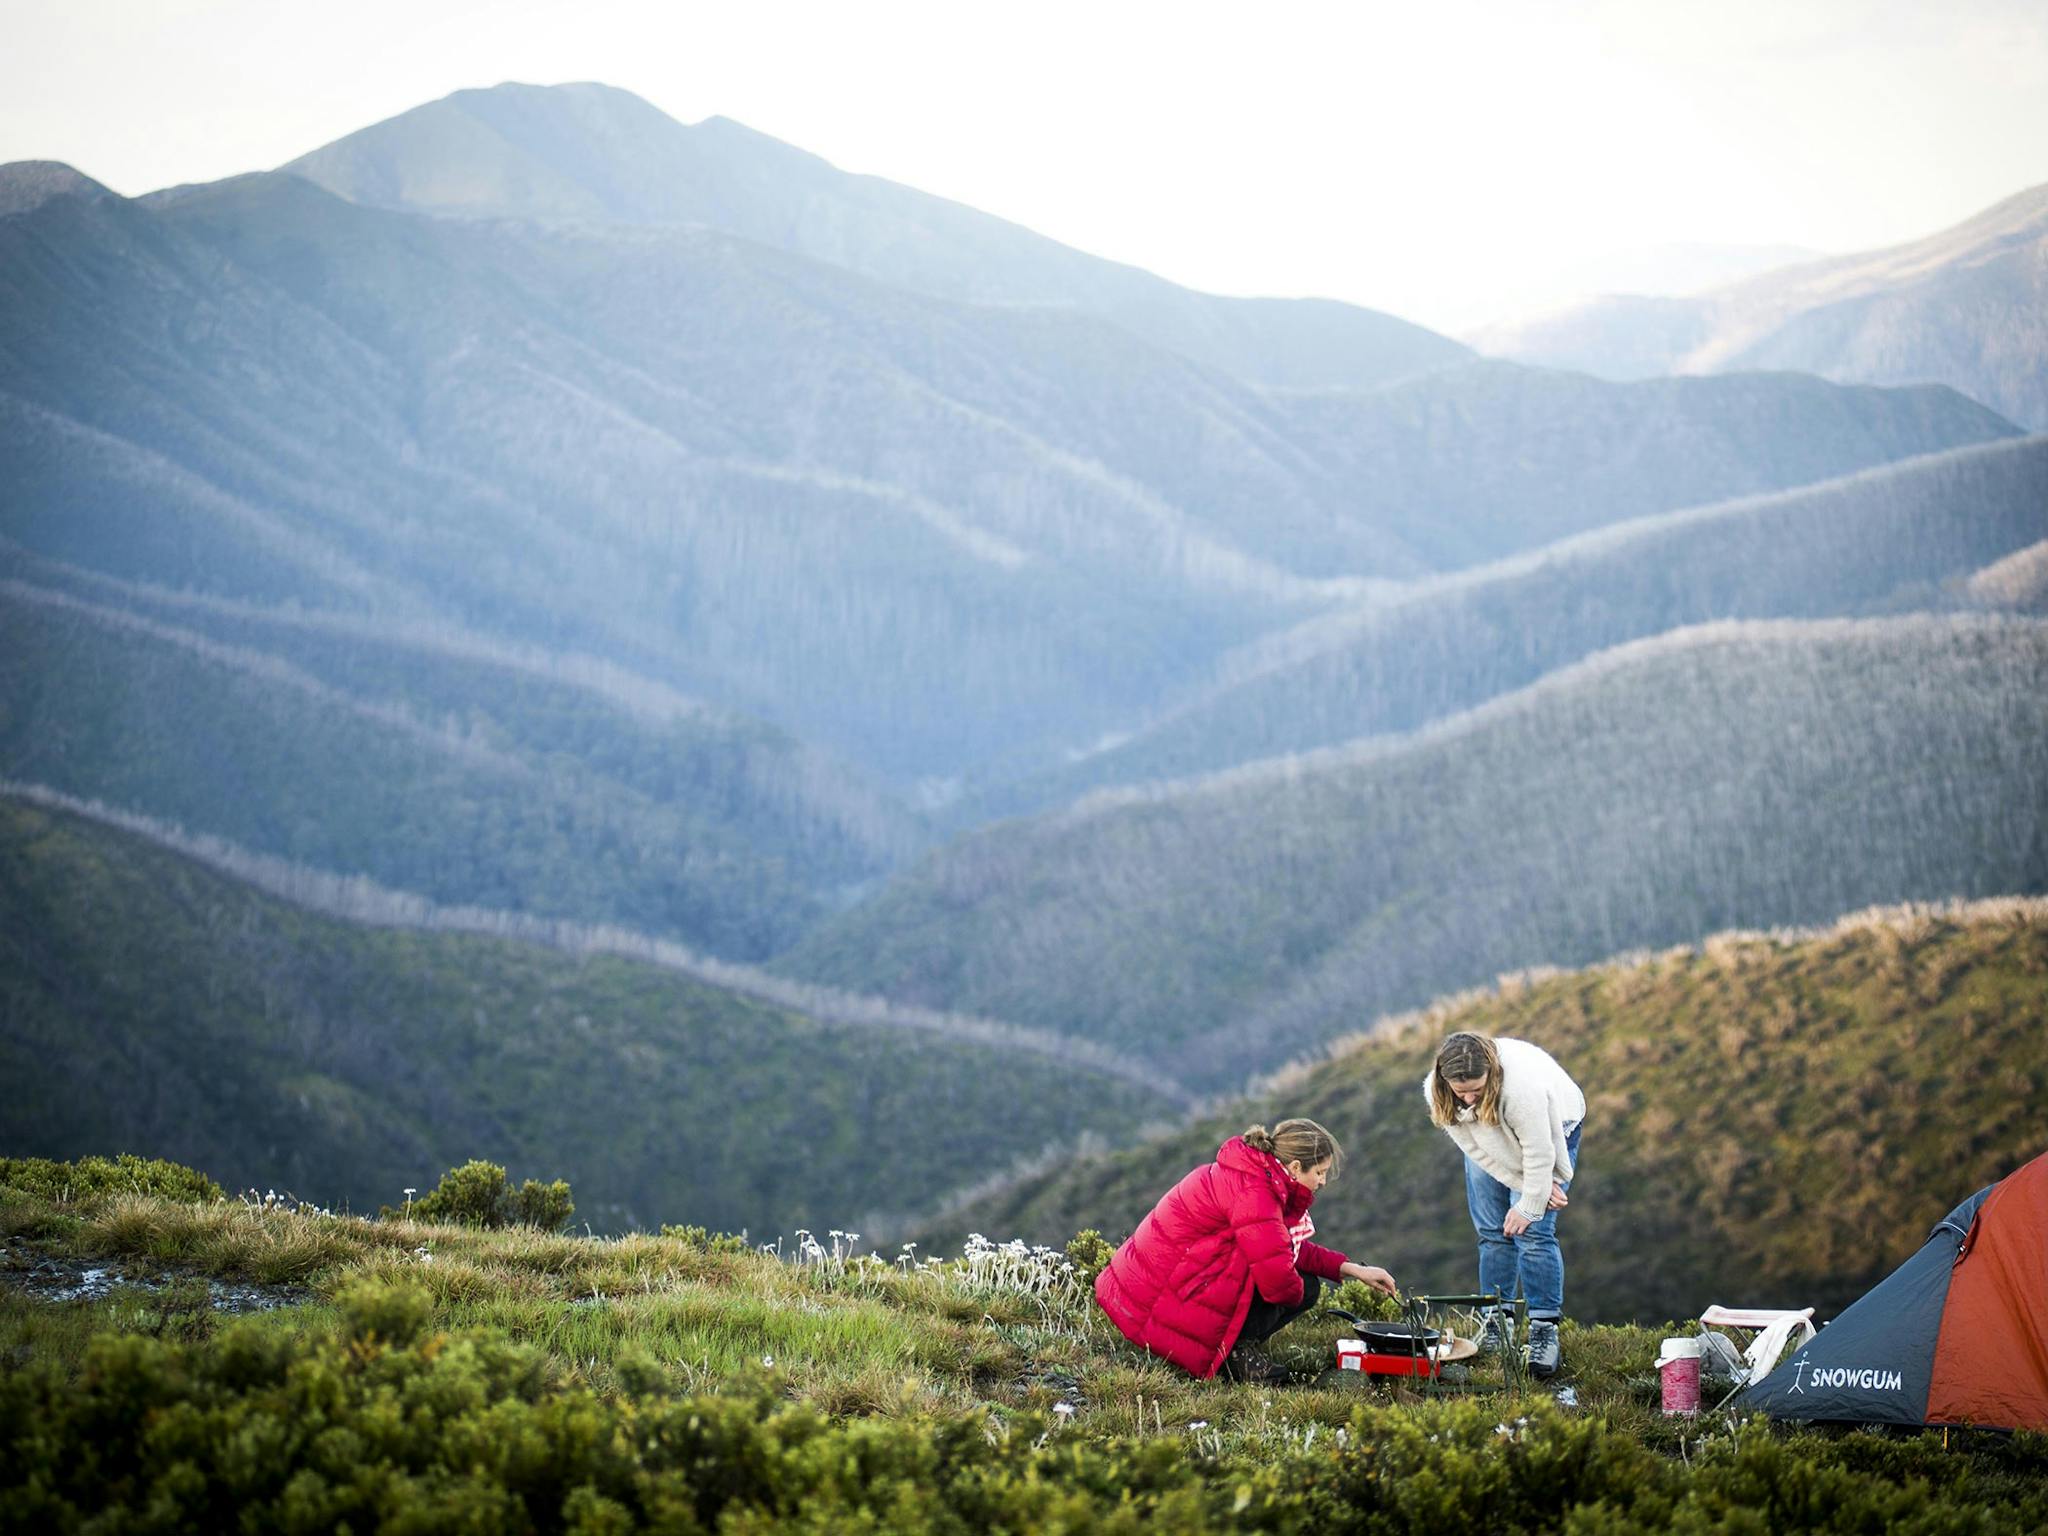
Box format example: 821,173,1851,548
1660,1355,1702,1414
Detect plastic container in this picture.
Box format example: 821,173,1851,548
1657,1336,1702,1415
1336,1338,1366,1371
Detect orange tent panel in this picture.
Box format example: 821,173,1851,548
1926,1150,2048,1430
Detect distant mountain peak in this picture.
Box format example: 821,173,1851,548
277,79,795,228
267,80,1468,389
0,161,112,217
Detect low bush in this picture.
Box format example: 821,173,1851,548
409,1160,575,1230
1292,1403,1680,1534
0,1154,222,1206
659,1223,751,1255
0,1280,1236,1534
1064,1227,1115,1285
511,1176,576,1232
5,1274,2042,1535
1327,1278,1404,1324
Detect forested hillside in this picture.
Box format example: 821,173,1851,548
1970,540,2048,614
988,437,2048,817
0,573,911,958
785,615,2048,1086
0,792,1182,1234
922,899,2048,1323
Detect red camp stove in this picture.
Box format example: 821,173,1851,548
1340,1343,1444,1378
1327,1296,1497,1383
1335,1320,1447,1377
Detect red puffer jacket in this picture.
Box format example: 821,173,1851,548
1094,1137,1351,1377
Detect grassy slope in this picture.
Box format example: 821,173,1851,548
782,615,2048,1087
3,1187,2044,1532
919,901,2048,1325
0,795,1178,1236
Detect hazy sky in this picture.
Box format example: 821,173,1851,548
5,0,2045,331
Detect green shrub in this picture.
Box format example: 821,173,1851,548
2,1294,2042,1535
334,1275,435,1348
660,1223,751,1255
409,1159,509,1225
1294,1402,1680,1535
1329,1277,1404,1323
512,1177,575,1232
409,1161,575,1230
0,1154,222,1205
0,1298,1238,1534
1064,1228,1115,1286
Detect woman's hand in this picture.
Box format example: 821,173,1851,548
1339,1261,1397,1296
1502,1208,1533,1238
1547,1181,1570,1210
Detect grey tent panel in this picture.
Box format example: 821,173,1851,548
1744,1187,1992,1426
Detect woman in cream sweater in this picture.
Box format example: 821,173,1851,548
1423,1031,1584,1378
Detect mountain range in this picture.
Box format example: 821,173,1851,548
1,85,2025,800
3,81,2045,1232
1471,183,2048,432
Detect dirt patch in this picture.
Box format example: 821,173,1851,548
0,1241,312,1314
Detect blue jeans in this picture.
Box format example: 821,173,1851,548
1465,1122,1581,1320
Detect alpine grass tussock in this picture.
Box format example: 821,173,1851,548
79,1194,359,1286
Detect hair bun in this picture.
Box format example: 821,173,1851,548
1241,1125,1276,1154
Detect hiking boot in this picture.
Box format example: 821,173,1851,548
1220,1347,1290,1386
1526,1318,1562,1379
1476,1308,1516,1357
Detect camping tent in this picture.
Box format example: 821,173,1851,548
1744,1148,2048,1431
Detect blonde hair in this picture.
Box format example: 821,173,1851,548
1429,1032,1504,1127
1242,1118,1343,1179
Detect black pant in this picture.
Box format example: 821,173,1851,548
1236,1273,1322,1350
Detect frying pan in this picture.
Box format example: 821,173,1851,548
1322,1306,1441,1352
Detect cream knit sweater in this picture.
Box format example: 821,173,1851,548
1422,1037,1585,1220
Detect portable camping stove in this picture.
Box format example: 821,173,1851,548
1325,1292,1528,1393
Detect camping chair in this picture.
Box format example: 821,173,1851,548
1696,1305,1816,1408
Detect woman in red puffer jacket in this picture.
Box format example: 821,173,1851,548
1095,1119,1398,1380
